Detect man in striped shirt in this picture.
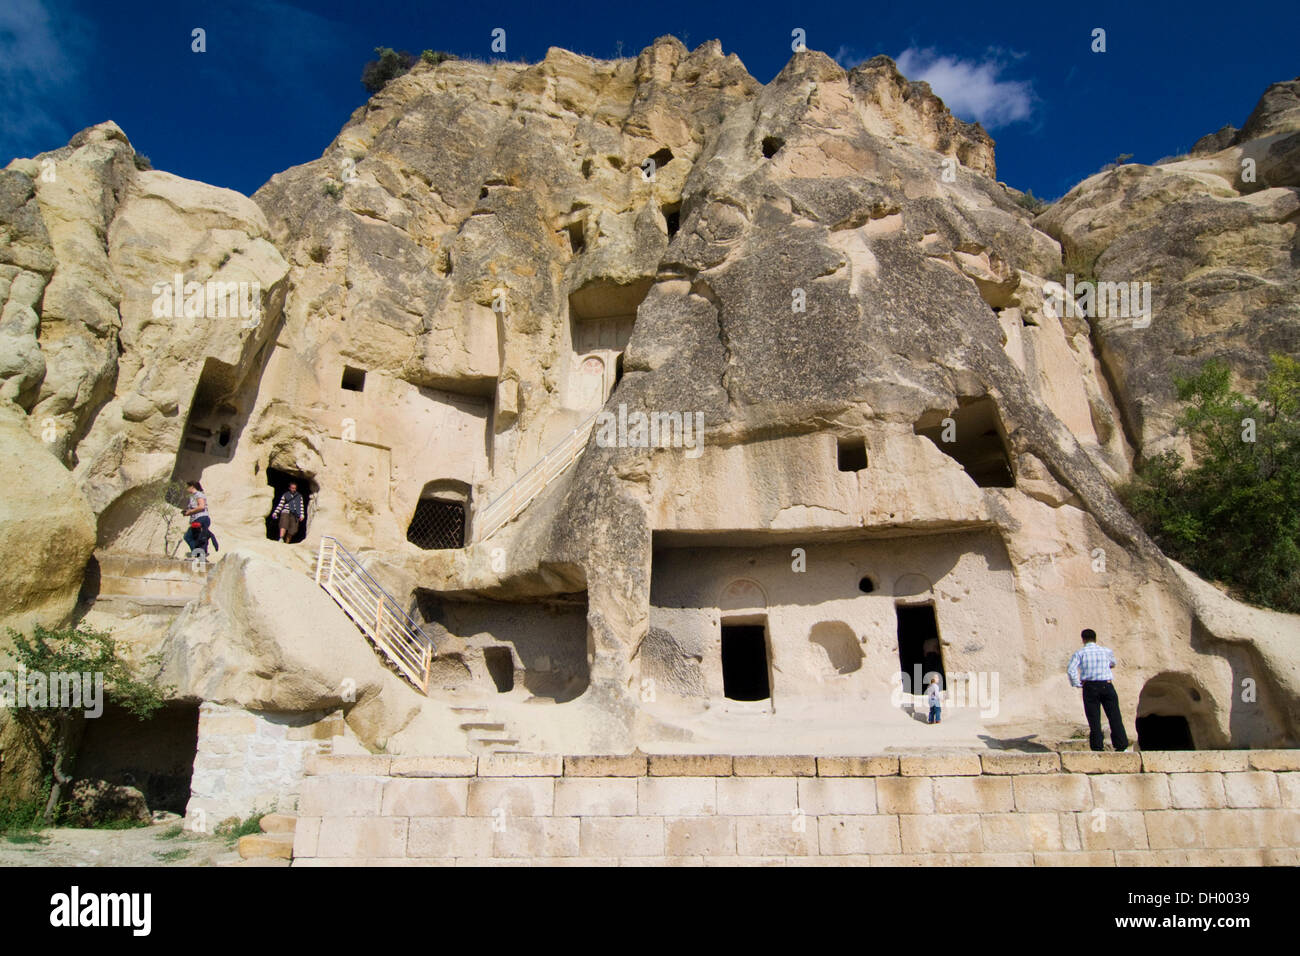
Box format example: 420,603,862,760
1067,628,1130,752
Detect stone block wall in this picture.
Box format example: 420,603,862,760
291,749,1300,865
185,702,345,825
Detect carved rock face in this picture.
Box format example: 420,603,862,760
1,42,1297,756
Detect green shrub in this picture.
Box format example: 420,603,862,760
133,154,152,171
361,47,415,93
215,812,265,842
4,624,171,823
1014,189,1049,214
322,182,343,200
0,794,47,836
421,49,456,66
1120,355,1300,612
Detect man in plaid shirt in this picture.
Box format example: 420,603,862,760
1067,628,1130,752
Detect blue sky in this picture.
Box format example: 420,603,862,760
3,0,1298,200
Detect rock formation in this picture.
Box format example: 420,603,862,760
1039,76,1300,457
2,39,1298,790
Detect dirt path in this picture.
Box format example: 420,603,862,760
0,820,282,867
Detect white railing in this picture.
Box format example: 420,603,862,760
472,410,601,542
316,536,433,692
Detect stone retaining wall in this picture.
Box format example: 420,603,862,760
185,703,345,825
291,750,1300,866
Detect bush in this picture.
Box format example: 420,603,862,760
133,154,152,171
1014,189,1049,214
1120,355,1300,612
4,624,171,823
421,49,456,66
216,812,266,842
361,47,415,94
0,793,47,836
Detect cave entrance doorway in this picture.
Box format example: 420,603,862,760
1135,673,1209,751
1136,714,1196,751
484,647,515,693
896,603,945,691
721,621,770,702
74,701,200,815
264,467,315,543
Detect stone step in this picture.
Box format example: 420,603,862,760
460,722,507,732
99,573,203,593
470,739,520,753
235,857,293,868
238,832,294,861
259,813,297,835
95,553,210,580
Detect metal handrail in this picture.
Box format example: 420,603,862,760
316,536,433,692
473,410,602,542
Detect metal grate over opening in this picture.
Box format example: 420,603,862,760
407,497,465,550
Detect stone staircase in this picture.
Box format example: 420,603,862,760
94,552,208,607
453,705,528,755
471,409,600,542
236,812,296,864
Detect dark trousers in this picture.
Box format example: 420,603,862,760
184,516,211,555
1082,680,1129,752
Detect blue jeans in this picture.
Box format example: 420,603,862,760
928,705,941,724
184,516,211,555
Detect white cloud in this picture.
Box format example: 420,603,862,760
0,0,85,157
895,47,1034,129
834,46,869,70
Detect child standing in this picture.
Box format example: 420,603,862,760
926,675,943,724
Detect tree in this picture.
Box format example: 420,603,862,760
1120,355,1300,612
149,479,189,557
4,624,171,822
361,47,415,94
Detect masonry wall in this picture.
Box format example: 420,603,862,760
185,702,345,824
291,749,1300,866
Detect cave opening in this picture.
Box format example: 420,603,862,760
721,622,770,702
837,437,868,472
264,467,315,543
896,603,945,689
484,647,515,693
647,147,674,171
566,220,586,254
662,203,680,237
75,701,200,815
341,365,366,392
914,396,1014,487
1136,714,1196,751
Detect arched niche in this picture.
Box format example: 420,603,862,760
718,578,767,613
893,572,934,601
1136,672,1217,750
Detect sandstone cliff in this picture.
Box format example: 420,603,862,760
2,39,1297,763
